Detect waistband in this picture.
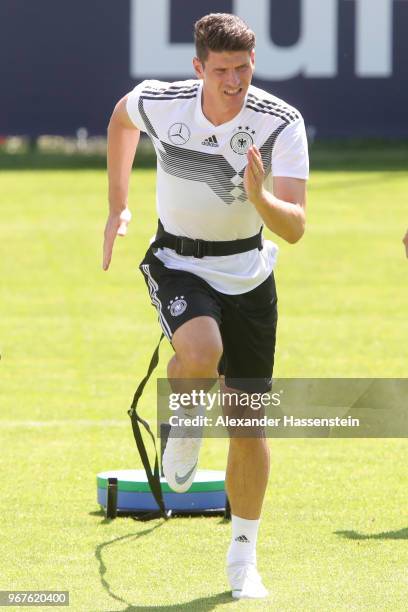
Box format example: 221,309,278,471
150,220,263,258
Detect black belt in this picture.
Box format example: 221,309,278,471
150,220,263,258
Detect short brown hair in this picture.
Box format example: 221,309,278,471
194,13,255,63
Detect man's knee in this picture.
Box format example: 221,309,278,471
172,316,223,377
176,343,223,376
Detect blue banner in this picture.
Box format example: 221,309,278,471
1,0,407,138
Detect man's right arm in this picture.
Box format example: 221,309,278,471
103,95,140,270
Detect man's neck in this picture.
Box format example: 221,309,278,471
201,91,245,127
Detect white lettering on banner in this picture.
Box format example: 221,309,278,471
355,0,394,77
129,0,396,80
236,0,337,79
130,0,195,78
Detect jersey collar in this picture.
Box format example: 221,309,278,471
194,81,249,133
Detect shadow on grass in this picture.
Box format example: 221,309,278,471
335,527,408,540
89,509,116,525
95,525,234,611
95,525,163,608
90,509,228,524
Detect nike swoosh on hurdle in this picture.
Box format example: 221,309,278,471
175,461,198,485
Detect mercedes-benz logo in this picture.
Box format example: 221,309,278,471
168,122,191,145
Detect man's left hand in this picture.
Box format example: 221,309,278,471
244,146,265,205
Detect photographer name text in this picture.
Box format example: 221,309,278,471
168,415,360,428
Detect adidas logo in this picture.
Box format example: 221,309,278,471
235,535,250,543
202,135,219,147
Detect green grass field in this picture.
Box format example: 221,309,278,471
1,146,407,610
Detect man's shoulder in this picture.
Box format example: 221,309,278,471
247,85,303,125
136,78,200,99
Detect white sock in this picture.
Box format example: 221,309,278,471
227,515,260,568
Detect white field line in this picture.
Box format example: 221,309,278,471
0,419,129,428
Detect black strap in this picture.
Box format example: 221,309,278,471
151,219,263,258
128,333,170,519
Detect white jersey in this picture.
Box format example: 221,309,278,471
127,79,309,294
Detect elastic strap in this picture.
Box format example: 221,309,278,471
127,333,170,519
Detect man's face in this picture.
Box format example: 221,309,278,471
193,49,255,112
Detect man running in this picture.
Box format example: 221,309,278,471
103,13,309,599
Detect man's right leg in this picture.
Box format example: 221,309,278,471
168,316,222,381
162,316,223,492
140,254,223,490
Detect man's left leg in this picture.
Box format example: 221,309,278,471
224,411,271,599
218,273,277,599
226,437,270,520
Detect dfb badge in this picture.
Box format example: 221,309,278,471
168,296,187,317
230,126,255,155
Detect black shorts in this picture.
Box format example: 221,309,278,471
139,248,278,393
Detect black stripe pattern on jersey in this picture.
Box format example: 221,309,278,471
157,140,241,205
247,93,300,125
137,92,242,204
138,97,158,138
156,122,286,206
141,83,200,101
259,124,288,178
142,94,198,100
136,87,292,205
143,84,200,95
137,85,199,136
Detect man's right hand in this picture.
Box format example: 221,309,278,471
102,208,132,271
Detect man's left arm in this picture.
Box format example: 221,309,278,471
244,145,306,244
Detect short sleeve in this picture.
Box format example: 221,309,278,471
126,81,148,132
272,118,309,179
